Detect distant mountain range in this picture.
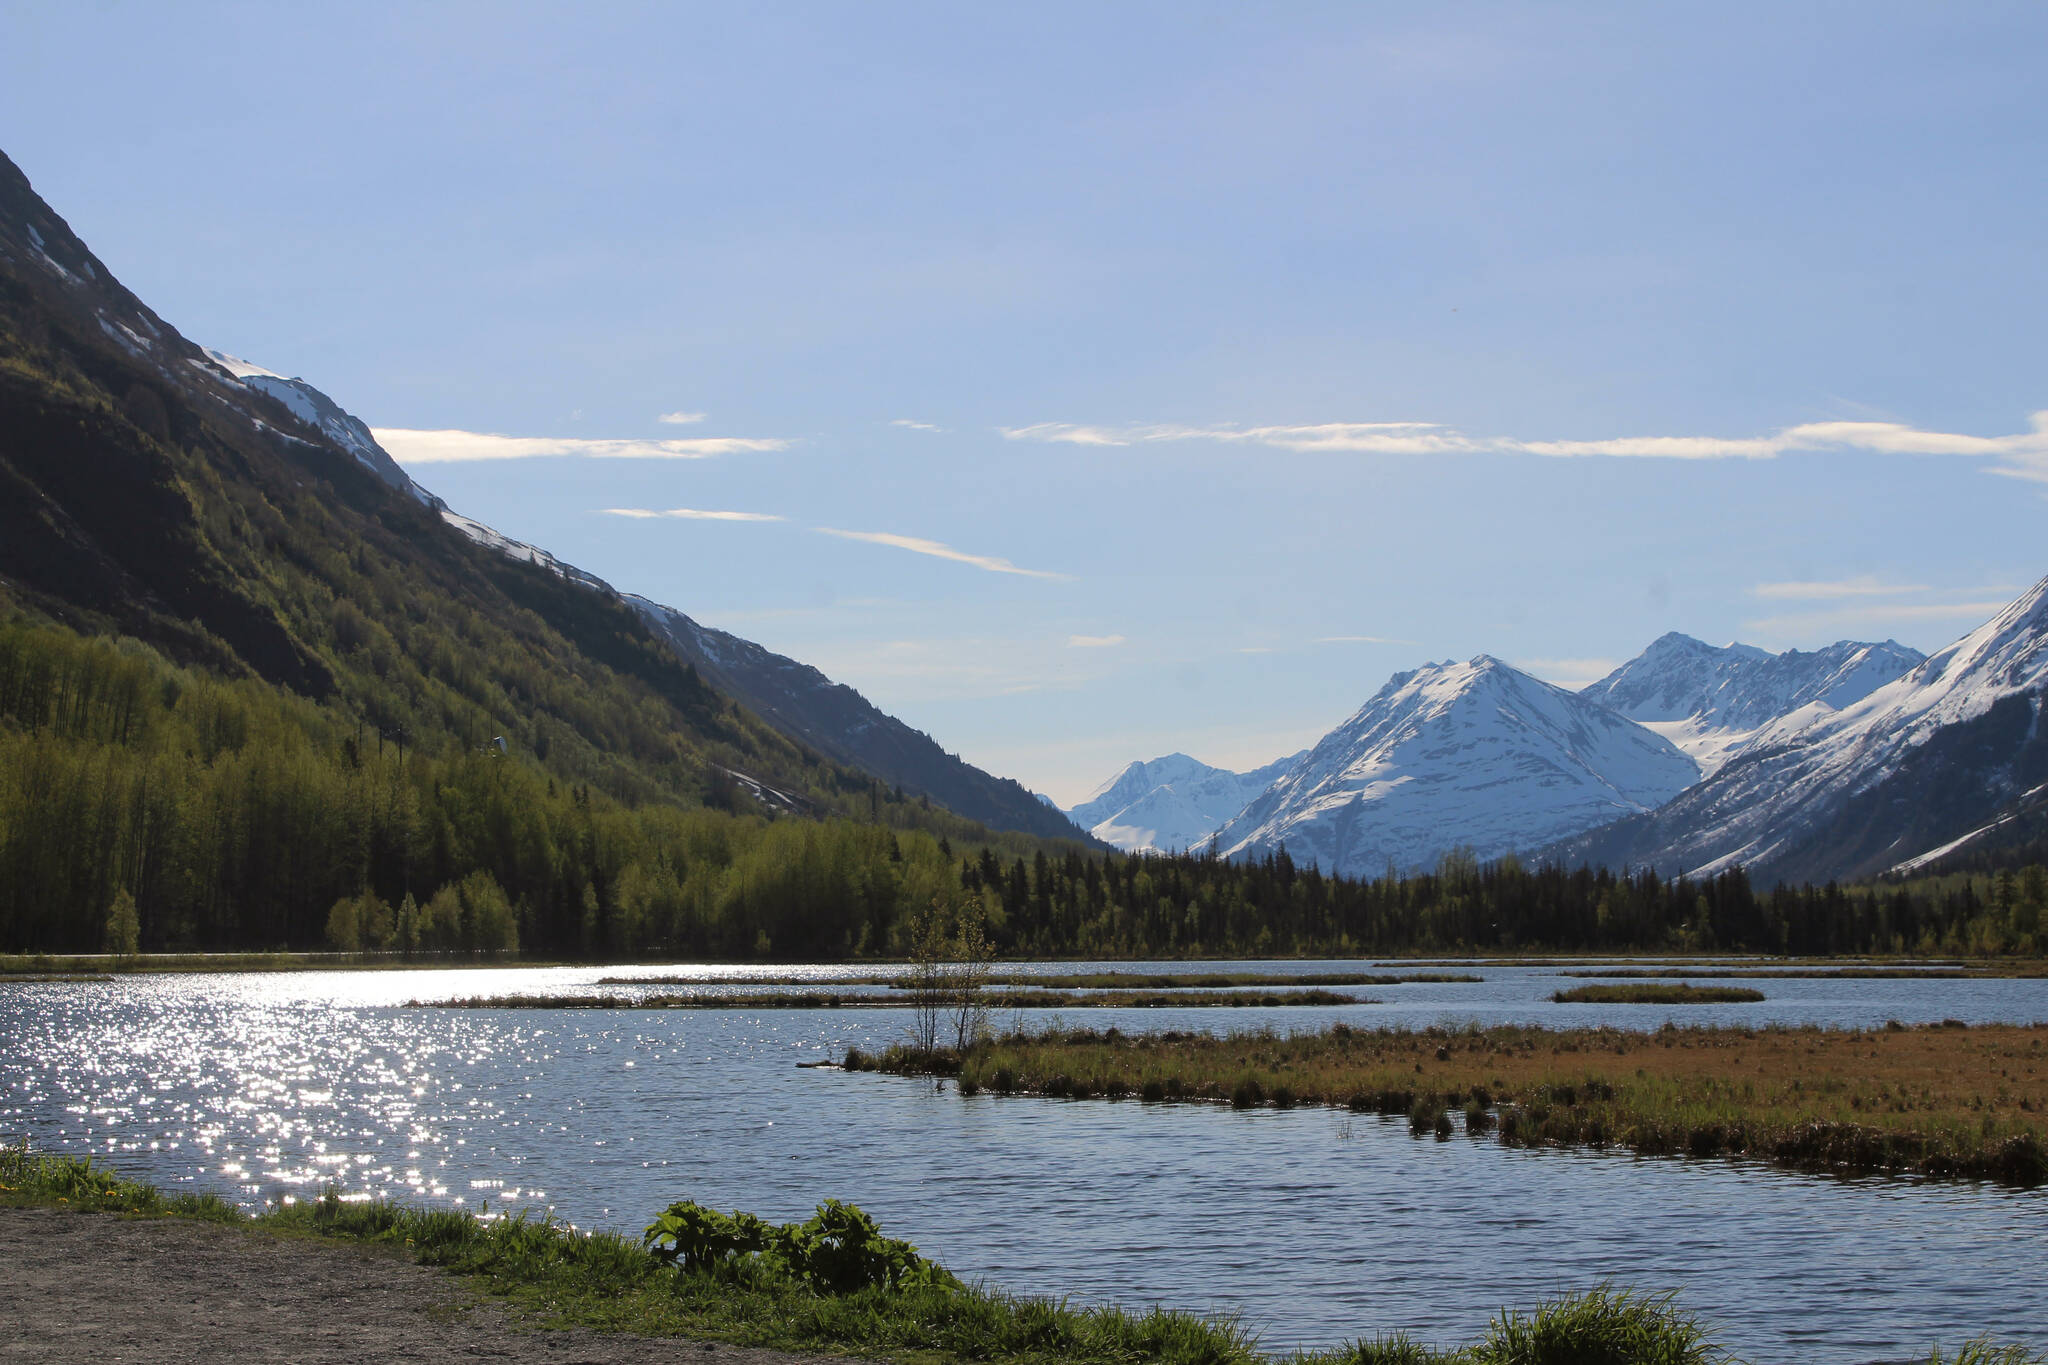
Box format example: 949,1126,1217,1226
1066,751,1305,853
1076,601,2044,886
1579,633,1926,775
1552,579,2048,884
1208,656,1700,877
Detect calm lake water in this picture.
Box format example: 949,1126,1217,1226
4,959,2045,1363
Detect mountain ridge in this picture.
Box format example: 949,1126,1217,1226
1580,632,1926,775
1550,577,2048,883
630,597,1087,841
1068,751,1305,853
1212,654,1699,878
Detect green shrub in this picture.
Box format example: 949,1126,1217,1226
643,1198,955,1295
643,1201,777,1271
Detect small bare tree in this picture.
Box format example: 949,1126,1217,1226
948,897,994,1052
904,898,948,1055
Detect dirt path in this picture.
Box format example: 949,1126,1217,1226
0,1207,833,1365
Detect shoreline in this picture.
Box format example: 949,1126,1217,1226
1,1150,2040,1365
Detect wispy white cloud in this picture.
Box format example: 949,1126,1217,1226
601,507,785,522
1002,421,1460,453
1067,634,1127,648
375,428,788,463
891,418,946,432
1317,634,1417,646
816,528,1071,581
1751,576,1930,600
657,410,707,425
1233,646,1275,655
1002,411,2048,470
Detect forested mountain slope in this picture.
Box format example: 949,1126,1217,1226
629,597,1085,841
0,148,1070,953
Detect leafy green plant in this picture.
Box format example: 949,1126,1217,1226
643,1197,956,1294
643,1201,776,1271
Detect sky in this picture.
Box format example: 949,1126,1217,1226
5,3,2046,805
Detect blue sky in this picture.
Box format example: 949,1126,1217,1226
6,3,2045,803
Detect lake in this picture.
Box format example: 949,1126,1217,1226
3,959,2044,1362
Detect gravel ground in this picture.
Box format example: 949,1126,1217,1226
0,1206,834,1365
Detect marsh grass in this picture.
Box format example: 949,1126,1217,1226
971,971,1483,989
416,987,1371,1010
600,970,1480,988
1558,968,1982,980
870,1020,2048,1183
1551,985,1767,1005
2,1149,2039,1364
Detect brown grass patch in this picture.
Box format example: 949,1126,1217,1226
864,1020,2048,1183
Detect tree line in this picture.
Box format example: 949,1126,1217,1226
3,617,2043,960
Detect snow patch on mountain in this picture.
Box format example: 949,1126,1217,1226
440,508,614,592
196,347,421,496
1581,633,1924,775
1564,577,2048,880
1212,656,1699,878
1068,751,1305,853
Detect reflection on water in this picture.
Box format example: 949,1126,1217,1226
3,960,2045,1363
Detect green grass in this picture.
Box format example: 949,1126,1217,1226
1551,985,1767,1005
1,1149,2039,1364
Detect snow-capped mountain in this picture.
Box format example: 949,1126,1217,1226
1212,656,1700,878
1068,751,1305,853
197,349,421,496
1554,577,2048,884
1579,633,1925,775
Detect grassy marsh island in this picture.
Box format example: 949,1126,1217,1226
599,969,1484,988
979,969,1484,988
1551,984,1768,1004
413,987,1371,1010
857,1020,2048,1184
3,1149,2038,1365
